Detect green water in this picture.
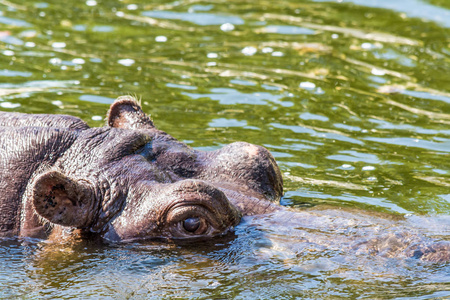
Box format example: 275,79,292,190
0,0,449,298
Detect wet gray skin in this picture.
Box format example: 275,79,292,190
0,96,448,262
0,96,282,242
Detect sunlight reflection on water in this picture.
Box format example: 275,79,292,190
0,0,449,298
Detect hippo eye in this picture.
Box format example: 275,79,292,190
183,217,200,232
135,141,155,161
165,205,214,237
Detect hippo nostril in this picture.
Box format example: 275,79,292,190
183,217,200,232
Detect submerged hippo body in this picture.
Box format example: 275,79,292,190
0,96,448,262
0,96,282,241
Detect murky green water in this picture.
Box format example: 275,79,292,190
1,0,449,298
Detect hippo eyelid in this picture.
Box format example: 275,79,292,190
163,203,218,233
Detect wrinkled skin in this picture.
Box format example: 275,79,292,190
0,96,282,242
0,96,448,262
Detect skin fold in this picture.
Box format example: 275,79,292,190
0,96,282,241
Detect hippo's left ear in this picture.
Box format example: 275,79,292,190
31,171,96,228
107,96,155,129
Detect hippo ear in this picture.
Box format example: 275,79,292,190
31,171,96,228
107,96,154,129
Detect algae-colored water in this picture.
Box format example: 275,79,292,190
0,0,449,298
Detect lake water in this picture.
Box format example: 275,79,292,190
0,0,449,298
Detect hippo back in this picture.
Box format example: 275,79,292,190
0,111,89,130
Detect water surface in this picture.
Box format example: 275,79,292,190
0,0,449,298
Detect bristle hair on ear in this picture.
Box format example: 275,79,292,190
107,95,154,129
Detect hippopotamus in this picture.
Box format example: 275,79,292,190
0,96,282,241
0,96,448,262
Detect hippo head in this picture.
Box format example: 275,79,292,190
29,96,283,242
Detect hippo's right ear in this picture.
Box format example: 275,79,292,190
107,96,155,129
31,171,96,228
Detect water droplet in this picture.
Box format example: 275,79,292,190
299,81,316,90
341,164,352,169
3,50,14,56
52,100,63,106
331,33,339,39
86,0,97,6
118,58,135,66
371,68,386,76
0,102,20,108
262,47,273,53
242,46,257,56
116,11,125,17
92,115,103,121
52,42,66,48
207,52,218,58
362,166,375,171
25,42,36,47
155,35,167,42
220,23,235,32
72,58,85,64
127,4,138,10
206,62,217,66
272,51,284,57
49,57,62,65
315,87,325,95
377,85,403,94
361,42,374,50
